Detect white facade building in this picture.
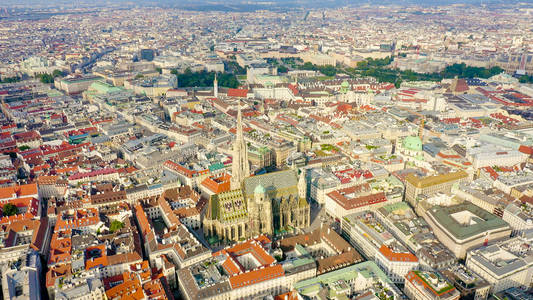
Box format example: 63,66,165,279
465,232,533,293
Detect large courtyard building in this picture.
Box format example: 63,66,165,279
423,202,512,259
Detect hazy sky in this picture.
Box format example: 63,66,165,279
0,0,522,9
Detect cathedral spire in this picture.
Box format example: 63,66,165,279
213,73,218,98
236,101,243,141
231,102,250,190
298,168,307,201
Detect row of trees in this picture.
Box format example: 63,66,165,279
441,63,503,79
170,69,240,88
355,57,394,69
2,69,66,84
287,56,507,88
297,62,338,76
37,69,66,84
0,76,22,84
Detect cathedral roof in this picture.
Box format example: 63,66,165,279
208,189,248,222
243,170,298,197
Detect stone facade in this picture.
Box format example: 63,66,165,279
203,169,310,242
203,103,309,242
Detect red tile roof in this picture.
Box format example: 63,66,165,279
201,173,231,194
0,183,38,200
105,272,145,300
227,88,249,98
327,184,387,210
68,168,117,180
379,245,418,262
229,265,284,289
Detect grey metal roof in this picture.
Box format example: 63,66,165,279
469,252,527,277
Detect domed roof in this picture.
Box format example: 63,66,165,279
341,80,350,88
254,184,266,194
403,136,422,151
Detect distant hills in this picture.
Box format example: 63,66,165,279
1,0,528,10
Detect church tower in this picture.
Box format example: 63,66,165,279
298,168,307,201
213,74,218,98
231,103,250,190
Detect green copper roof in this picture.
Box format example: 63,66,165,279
428,202,510,240
380,201,411,213
403,136,422,151
208,162,225,172
254,184,266,194
89,81,122,94
295,261,393,296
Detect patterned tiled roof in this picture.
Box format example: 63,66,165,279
243,170,298,197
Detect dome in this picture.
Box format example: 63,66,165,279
254,184,266,194
403,136,423,151
340,80,350,94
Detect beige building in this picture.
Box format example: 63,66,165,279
271,141,297,168
300,52,336,66
405,171,469,206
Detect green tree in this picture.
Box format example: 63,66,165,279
0,76,21,84
519,75,533,83
442,63,502,79
2,203,18,216
277,65,288,73
38,73,54,84
173,70,239,88
52,69,65,78
109,220,124,233
225,61,246,75
18,145,30,151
